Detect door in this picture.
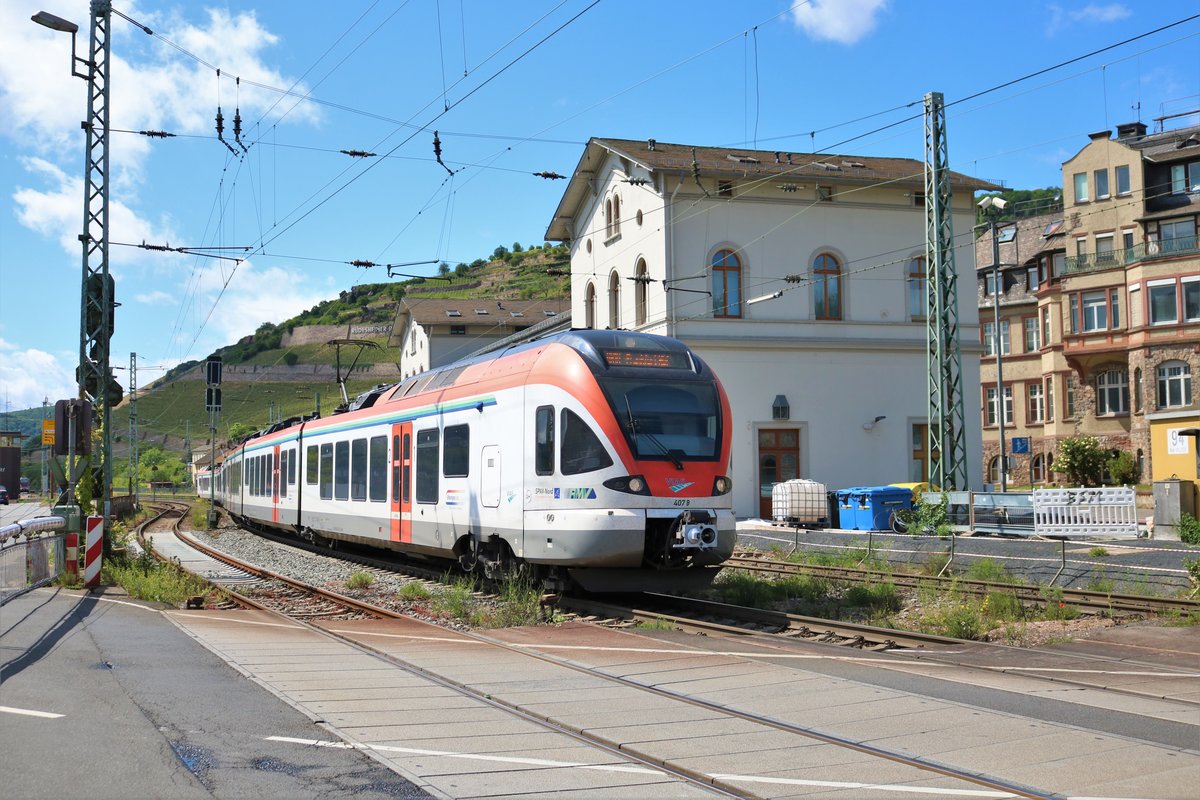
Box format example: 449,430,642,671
758,429,799,519
911,423,940,484
481,445,500,508
390,422,412,542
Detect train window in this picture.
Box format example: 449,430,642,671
251,456,259,496
288,448,297,485
351,438,368,501
560,409,613,475
279,451,288,498
335,441,350,501
535,406,555,475
416,429,439,503
369,436,387,502
320,443,334,499
402,433,411,504
306,445,319,484
443,425,470,477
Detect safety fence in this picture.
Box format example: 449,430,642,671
923,488,1141,539
0,516,68,605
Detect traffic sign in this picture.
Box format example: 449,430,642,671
1011,436,1030,454
42,419,55,446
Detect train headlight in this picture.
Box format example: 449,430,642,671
603,475,650,495
712,476,732,495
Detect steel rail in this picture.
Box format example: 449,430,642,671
164,523,1052,800
728,554,1199,616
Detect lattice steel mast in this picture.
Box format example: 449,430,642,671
923,92,968,490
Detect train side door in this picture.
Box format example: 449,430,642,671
481,445,500,508
272,445,281,523
390,422,412,542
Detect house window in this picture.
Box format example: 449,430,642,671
1094,233,1114,265
813,253,841,320
817,185,833,202
604,198,613,238
450,325,466,335
984,270,1000,297
1149,279,1178,325
1082,291,1108,331
1052,252,1065,279
985,385,1013,426
983,320,1010,357
612,194,621,235
988,456,1003,485
1170,162,1200,194
1073,172,1089,202
1072,288,1120,332
711,249,742,318
1028,382,1044,423
1160,218,1196,253
1186,277,1200,321
608,271,620,328
1026,265,1039,292
718,181,733,198
635,258,648,326
1122,230,1135,257
1094,169,1109,199
1045,376,1055,421
1066,378,1077,419
1041,307,1052,346
1096,368,1128,415
1115,164,1130,195
585,282,596,328
1157,361,1192,408
1024,317,1040,352
907,256,926,320
1134,367,1143,413
1031,453,1047,483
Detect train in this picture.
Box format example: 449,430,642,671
206,329,736,592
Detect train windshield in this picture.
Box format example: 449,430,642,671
599,378,721,462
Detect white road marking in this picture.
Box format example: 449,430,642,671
266,735,661,775
328,628,481,644
0,705,64,719
165,612,303,629
712,773,1015,797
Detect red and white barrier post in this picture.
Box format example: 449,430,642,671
84,516,103,590
65,531,79,580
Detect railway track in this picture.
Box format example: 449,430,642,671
727,553,1200,617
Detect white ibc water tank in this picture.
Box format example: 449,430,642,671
771,479,828,526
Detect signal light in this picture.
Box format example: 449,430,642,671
603,475,650,495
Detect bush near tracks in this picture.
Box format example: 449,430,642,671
1179,513,1200,546
104,549,212,605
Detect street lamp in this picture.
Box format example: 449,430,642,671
978,195,1008,492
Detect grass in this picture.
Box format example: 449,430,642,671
346,571,375,590
1089,546,1110,558
965,558,1018,583
190,500,211,529
397,581,433,601
634,617,677,630
103,550,213,605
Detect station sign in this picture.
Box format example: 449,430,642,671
42,419,55,446
1010,436,1030,454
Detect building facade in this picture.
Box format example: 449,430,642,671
976,120,1200,490
547,138,994,518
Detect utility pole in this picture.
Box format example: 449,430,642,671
183,419,191,487
128,351,138,504
41,397,49,495
923,91,968,491
205,356,222,528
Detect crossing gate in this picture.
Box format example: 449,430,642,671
1032,487,1139,539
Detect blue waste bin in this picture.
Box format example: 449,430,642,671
836,487,864,530
855,486,913,530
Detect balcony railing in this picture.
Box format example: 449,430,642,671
1063,235,1199,275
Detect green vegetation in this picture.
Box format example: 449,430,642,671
397,581,433,601
1106,450,1139,485
893,493,952,537
104,549,213,605
1050,436,1106,487
634,617,678,630
1089,546,1110,558
346,571,375,590
1179,513,1200,546
965,558,1018,583
190,500,212,529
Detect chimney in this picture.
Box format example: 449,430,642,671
647,138,656,151
1115,121,1148,141
1087,130,1112,141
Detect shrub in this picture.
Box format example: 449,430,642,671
943,604,982,639
1089,546,1109,557
1051,436,1105,486
1106,450,1138,485
283,351,299,366
346,571,375,590
966,558,1013,583
1179,513,1200,546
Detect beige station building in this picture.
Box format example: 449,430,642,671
975,119,1200,498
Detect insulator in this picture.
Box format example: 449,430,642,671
349,259,377,268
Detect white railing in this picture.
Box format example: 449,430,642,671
1,516,68,605
1033,487,1139,539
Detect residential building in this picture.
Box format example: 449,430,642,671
975,119,1200,492
547,138,996,518
389,298,567,379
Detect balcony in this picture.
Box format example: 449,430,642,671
1063,235,1199,275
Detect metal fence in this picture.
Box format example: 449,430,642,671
1,516,68,605
923,489,1141,539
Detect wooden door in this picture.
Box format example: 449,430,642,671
390,423,412,542
758,429,799,519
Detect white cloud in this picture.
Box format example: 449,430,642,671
1047,3,1131,35
135,290,176,304
0,338,77,410
791,0,889,45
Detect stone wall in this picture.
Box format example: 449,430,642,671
280,323,393,347
175,362,399,383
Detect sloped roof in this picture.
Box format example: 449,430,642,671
546,137,1001,241
397,297,567,326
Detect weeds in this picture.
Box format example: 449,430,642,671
1088,547,1109,558
634,617,677,630
190,500,211,530
346,571,375,590
965,558,1015,583
397,581,433,601
1086,578,1116,594
1179,513,1200,546
104,552,211,605
922,551,951,577
1039,586,1081,621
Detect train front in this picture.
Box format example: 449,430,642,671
531,331,735,593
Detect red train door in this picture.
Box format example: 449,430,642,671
390,423,412,542
271,445,281,523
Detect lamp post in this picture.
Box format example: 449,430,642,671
978,196,1008,492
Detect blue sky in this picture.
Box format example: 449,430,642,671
2,0,1198,411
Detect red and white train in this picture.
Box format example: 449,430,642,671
209,330,735,591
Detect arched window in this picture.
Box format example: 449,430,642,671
612,195,621,236
814,252,842,320
585,282,596,329
635,258,648,326
608,271,621,329
711,249,742,318
1134,367,1143,413
1031,453,1047,484
907,256,926,320
1095,368,1128,415
604,198,613,238
987,455,1002,485
1157,361,1192,408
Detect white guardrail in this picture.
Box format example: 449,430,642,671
0,515,67,544
1,516,69,605
1032,487,1139,539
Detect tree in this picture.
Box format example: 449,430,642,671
438,262,450,276
492,245,509,260
511,241,523,253
284,351,299,366
228,422,258,442
1106,450,1138,485
1050,436,1106,487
